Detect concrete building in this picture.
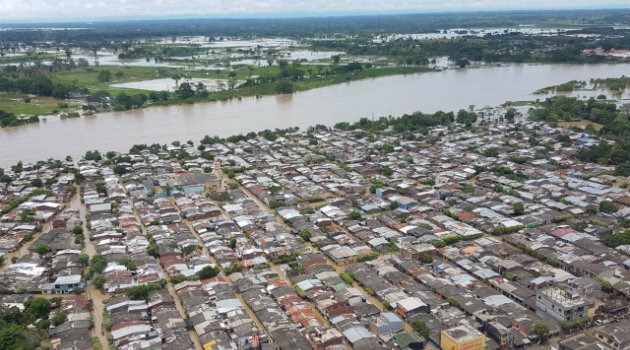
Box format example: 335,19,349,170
536,287,589,322
53,275,84,294
440,324,486,350
368,312,404,335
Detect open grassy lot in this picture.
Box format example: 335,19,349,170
0,93,80,116
557,120,604,131
50,66,174,95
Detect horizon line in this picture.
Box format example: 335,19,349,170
0,7,627,25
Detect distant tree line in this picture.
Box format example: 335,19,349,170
0,9,626,43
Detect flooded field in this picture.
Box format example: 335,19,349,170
110,77,243,91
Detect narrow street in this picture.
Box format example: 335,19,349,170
164,276,204,350
69,186,110,350
132,195,202,350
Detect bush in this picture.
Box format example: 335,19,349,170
599,200,617,213
553,214,573,223
197,266,220,280
446,297,460,307
78,253,89,266
513,202,525,215
348,211,362,220
357,252,379,262
442,235,463,245
51,310,67,326
559,317,591,331
602,230,630,248
419,255,433,264
340,272,354,285
34,244,51,255
299,230,312,241
411,321,430,339
89,255,108,275
433,240,446,248
275,80,294,94
92,274,106,289
223,263,243,275
269,200,285,209
127,280,166,300
492,225,524,235
170,274,187,284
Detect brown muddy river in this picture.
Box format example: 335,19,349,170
2,63,629,167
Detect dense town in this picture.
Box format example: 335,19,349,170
0,105,629,350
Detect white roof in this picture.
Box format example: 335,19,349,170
397,297,427,311
54,275,82,285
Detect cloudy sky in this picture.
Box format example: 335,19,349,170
0,0,626,21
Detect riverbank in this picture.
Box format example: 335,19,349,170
4,64,434,121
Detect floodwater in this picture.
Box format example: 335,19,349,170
110,78,243,92
1,63,628,167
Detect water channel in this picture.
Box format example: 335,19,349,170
2,63,628,167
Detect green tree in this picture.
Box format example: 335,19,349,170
147,240,160,257
78,253,89,266
275,80,294,94
197,266,220,280
92,274,106,289
170,274,187,284
348,211,362,220
73,225,84,235
24,298,51,318
299,230,312,241
113,165,128,175
411,321,430,339
51,310,67,326
446,297,460,307
504,108,516,122
176,82,195,99
599,200,617,213
195,82,209,98
229,237,237,249
433,240,446,248
513,202,525,216
97,70,111,82
534,321,550,343
34,244,51,255
89,255,108,275
483,148,499,157
0,324,27,350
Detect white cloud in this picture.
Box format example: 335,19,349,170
0,0,625,21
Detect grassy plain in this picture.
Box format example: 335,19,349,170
0,93,80,115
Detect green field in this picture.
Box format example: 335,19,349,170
0,63,434,116
0,93,81,116
50,66,173,95
46,63,433,101
2,62,434,116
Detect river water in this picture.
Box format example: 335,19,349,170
2,63,629,167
